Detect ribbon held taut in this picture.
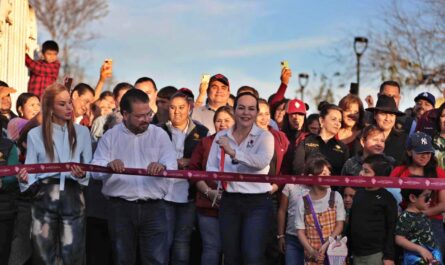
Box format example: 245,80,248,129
1,162,445,190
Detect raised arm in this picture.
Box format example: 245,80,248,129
269,68,292,108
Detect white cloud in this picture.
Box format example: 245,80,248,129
208,36,335,58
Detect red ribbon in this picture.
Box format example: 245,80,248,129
2,162,445,190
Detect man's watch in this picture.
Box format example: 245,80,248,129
276,234,285,239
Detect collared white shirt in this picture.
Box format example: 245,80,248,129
163,121,190,203
21,123,92,191
206,124,274,194
91,123,178,201
191,104,216,134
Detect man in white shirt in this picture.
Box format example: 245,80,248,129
91,88,177,265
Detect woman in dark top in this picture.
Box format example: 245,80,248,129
293,102,349,176
337,94,365,157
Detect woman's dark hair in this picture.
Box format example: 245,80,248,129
213,106,235,123
338,94,365,130
170,92,190,102
237,86,259,98
304,155,332,175
363,154,393,176
405,150,438,179
233,92,259,111
318,101,343,119
16,93,39,117
270,98,289,122
157,86,178,99
71,83,95,97
436,103,445,133
304,113,320,133
99,91,113,101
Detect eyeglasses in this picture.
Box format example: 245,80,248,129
422,193,432,203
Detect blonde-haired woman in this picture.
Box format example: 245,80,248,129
17,83,92,264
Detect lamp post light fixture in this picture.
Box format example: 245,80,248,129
353,36,368,95
298,73,309,101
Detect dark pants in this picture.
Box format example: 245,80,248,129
107,198,169,265
31,181,86,265
265,195,282,265
198,213,221,265
219,192,273,265
165,201,196,265
86,217,112,265
8,199,33,265
0,217,15,264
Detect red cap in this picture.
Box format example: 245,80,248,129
286,99,306,114
179,87,194,100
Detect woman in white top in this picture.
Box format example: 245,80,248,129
17,83,92,264
206,92,275,265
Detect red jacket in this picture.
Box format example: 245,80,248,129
189,134,219,217
268,127,289,175
390,165,445,220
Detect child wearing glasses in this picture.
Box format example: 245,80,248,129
396,188,442,265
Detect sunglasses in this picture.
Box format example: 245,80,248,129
422,193,432,203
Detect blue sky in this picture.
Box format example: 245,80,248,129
39,0,441,111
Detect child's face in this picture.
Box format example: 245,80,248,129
359,163,375,177
412,190,432,211
319,165,331,189
361,132,385,155
411,152,432,167
43,50,58,63
343,187,356,210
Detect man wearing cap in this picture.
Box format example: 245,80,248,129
366,94,407,165
403,92,435,136
280,98,307,174
192,74,230,134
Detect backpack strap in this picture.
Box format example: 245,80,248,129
303,195,310,215
328,191,336,209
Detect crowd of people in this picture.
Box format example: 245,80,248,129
1,40,445,265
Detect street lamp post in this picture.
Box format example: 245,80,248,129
298,73,309,101
353,36,368,95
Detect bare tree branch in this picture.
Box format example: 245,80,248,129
29,0,108,79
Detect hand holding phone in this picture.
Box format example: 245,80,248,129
201,74,210,84
64,77,73,90
101,59,113,80
281,60,289,70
